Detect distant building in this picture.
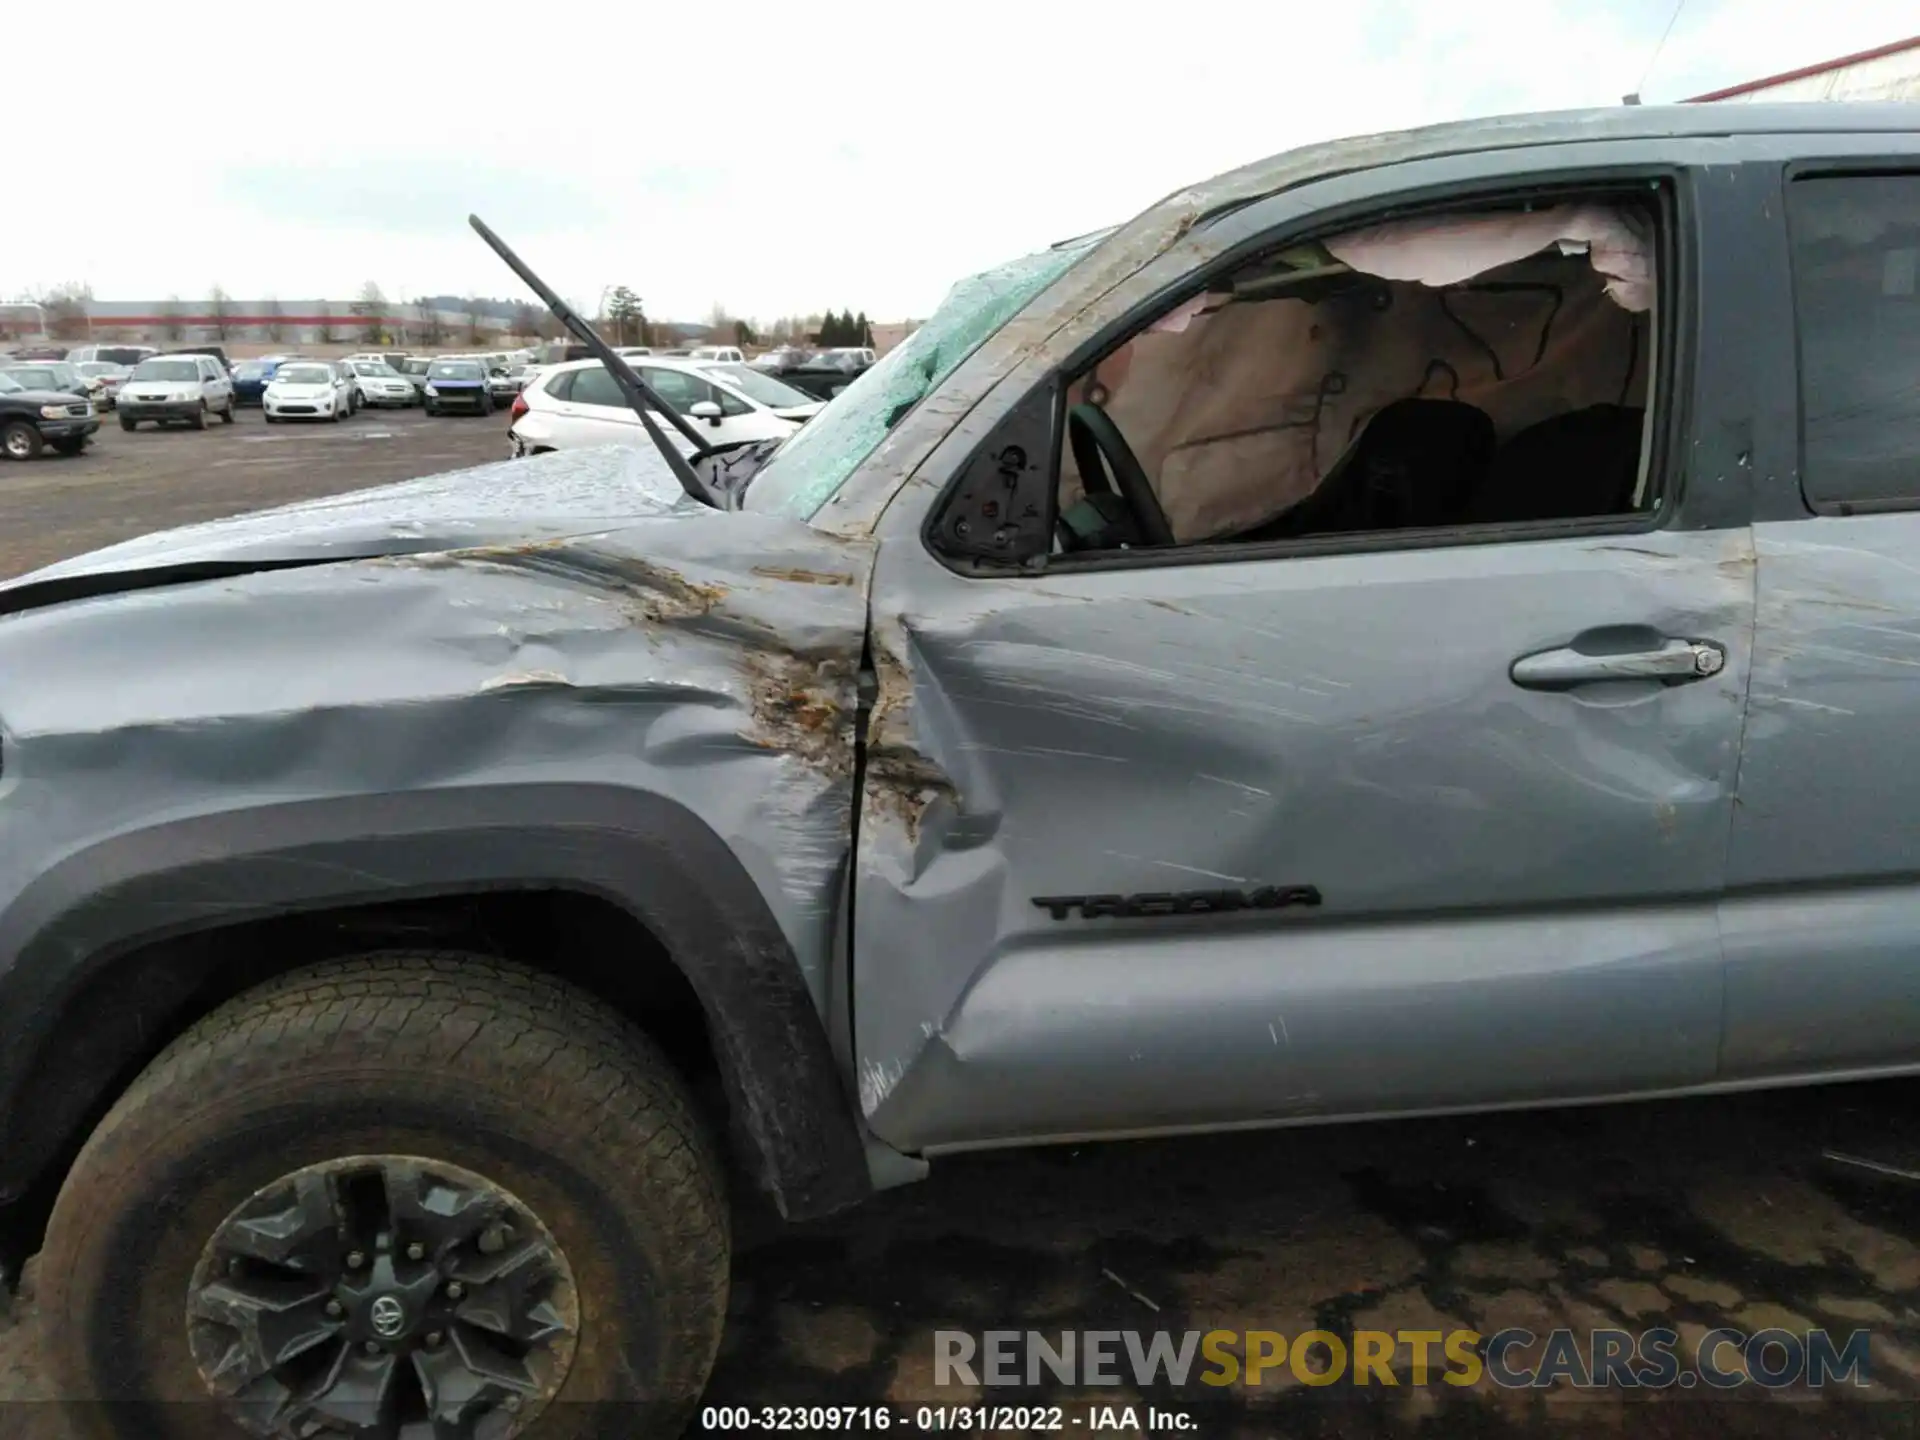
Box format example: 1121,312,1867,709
70,300,519,347
1685,34,1920,103
0,303,46,340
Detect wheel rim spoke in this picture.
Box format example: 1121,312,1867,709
449,1242,573,1347
189,1279,339,1387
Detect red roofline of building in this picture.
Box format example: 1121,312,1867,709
86,315,404,328
1683,34,1920,102
73,315,515,334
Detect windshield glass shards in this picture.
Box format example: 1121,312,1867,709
746,237,1097,519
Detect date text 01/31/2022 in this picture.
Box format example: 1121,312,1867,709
699,1405,1195,1432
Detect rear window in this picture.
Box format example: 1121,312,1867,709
702,363,814,408
569,366,625,407
1789,172,1920,511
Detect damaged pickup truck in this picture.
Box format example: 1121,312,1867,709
4,103,1919,1438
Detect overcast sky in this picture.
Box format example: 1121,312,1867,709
3,1,1912,322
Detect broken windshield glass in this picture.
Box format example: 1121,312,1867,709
745,236,1101,520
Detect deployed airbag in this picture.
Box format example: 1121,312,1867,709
1059,201,1654,544
1323,203,1653,312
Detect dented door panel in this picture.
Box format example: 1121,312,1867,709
853,529,1754,1151
843,138,1776,1154
867,905,1726,1151
1722,516,1920,1077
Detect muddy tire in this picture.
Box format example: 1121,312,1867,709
40,953,730,1440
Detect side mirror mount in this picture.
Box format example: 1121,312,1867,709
688,400,723,425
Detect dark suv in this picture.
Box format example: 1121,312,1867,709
0,372,97,459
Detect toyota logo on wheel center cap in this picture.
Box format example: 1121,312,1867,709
368,1295,407,1338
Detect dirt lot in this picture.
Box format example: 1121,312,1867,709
2,414,1920,1435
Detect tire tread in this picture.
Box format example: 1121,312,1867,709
45,952,729,1420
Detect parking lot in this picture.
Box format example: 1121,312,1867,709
2,415,1920,1436
0,405,510,582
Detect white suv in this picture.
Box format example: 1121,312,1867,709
346,360,418,409
508,355,824,456
117,354,236,430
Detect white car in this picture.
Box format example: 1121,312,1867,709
343,351,410,371
346,360,417,408
116,354,236,430
687,345,744,363
263,360,356,423
508,355,825,456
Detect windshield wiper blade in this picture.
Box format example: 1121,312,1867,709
468,214,721,508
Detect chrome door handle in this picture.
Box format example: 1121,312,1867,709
1511,638,1725,690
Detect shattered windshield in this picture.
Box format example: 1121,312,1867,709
745,236,1100,519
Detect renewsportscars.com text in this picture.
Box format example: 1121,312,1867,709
935,1326,1872,1391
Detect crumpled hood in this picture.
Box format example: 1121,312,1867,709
0,444,701,612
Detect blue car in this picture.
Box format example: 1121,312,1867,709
230,356,292,407
422,357,494,415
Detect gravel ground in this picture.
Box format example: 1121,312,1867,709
0,401,509,580
3,412,1919,1436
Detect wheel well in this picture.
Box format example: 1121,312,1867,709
3,889,720,1267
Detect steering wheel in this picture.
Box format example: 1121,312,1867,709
1067,403,1176,548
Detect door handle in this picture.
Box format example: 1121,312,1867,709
1511,637,1726,690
